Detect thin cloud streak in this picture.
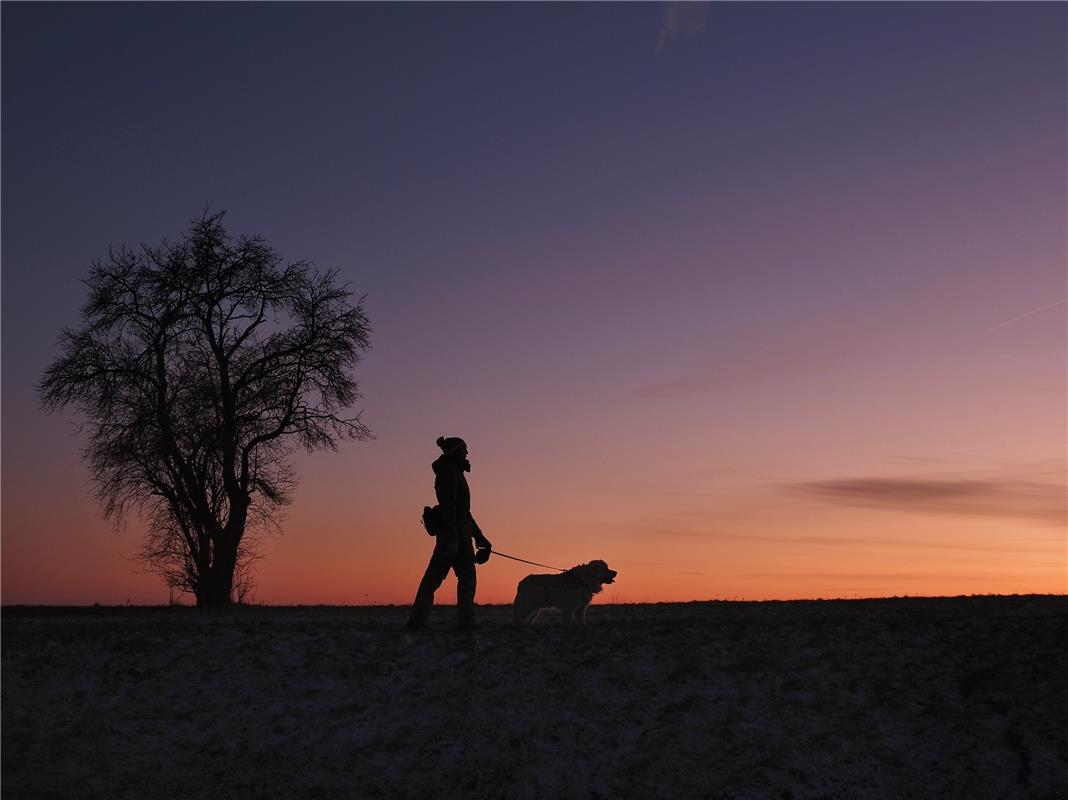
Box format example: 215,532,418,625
983,298,1067,333
647,527,1063,552
792,476,1067,526
748,571,1036,583
636,334,873,400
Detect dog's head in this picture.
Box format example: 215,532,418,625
575,559,617,592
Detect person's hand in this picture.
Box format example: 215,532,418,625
474,547,491,565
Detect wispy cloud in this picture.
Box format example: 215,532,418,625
984,298,1067,334
636,332,872,400
792,476,1067,526
647,527,1063,552
656,2,710,53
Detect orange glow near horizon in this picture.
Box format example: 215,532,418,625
3,432,1064,605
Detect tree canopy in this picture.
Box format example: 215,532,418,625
40,211,372,604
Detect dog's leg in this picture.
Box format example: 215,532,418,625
519,607,540,625
560,606,575,626
577,602,589,626
514,602,540,626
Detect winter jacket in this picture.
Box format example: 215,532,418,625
432,454,490,559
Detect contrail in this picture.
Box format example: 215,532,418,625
983,298,1067,333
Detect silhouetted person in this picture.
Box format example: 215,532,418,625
406,436,492,631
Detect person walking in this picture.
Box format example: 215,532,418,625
406,436,492,631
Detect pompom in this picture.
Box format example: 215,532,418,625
437,436,467,454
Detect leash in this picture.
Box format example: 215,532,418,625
489,550,566,572
418,514,565,572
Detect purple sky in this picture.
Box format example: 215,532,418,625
3,3,1065,604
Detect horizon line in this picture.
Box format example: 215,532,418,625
3,592,1065,610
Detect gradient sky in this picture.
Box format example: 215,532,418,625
3,3,1065,605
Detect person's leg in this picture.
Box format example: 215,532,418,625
454,559,478,627
407,556,452,631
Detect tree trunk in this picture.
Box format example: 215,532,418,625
196,539,238,607
196,571,232,606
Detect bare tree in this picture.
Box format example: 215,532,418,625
40,211,371,605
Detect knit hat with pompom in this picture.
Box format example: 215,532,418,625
436,436,467,454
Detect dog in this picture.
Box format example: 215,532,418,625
512,560,618,626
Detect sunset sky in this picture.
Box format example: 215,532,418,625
3,3,1065,605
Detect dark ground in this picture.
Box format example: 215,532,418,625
3,595,1066,799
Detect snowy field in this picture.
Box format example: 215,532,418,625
3,596,1066,800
